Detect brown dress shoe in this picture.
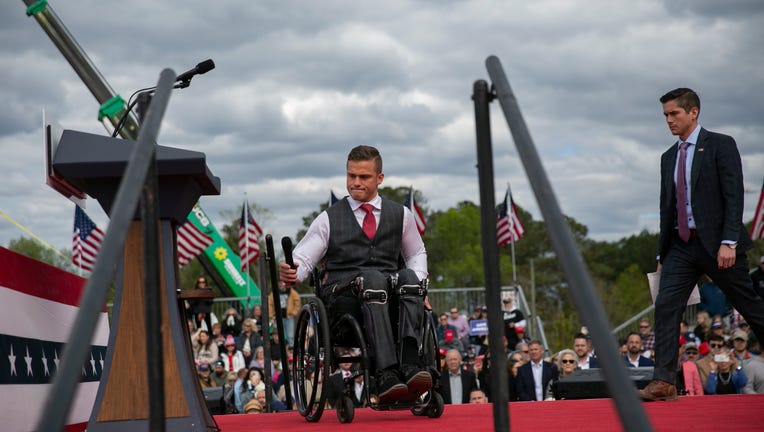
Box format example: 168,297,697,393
638,380,678,401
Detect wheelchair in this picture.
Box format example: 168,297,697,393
290,270,444,423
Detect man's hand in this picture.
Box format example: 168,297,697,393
717,245,736,269
279,261,299,286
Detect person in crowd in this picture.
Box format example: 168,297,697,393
515,342,530,362
191,328,219,367
515,340,558,401
470,306,489,355
189,275,215,331
222,371,240,414
679,320,700,346
221,307,243,339
730,328,752,365
572,333,598,369
197,363,216,388
624,332,655,367
709,320,727,344
236,318,263,366
704,347,747,394
502,297,526,350
436,313,457,342
211,360,228,387
256,388,287,412
641,87,764,402
750,255,764,300
242,399,264,414
233,367,249,413
268,281,301,346
447,306,471,349
507,350,525,401
676,341,703,396
695,334,726,387
278,145,431,404
546,348,577,400
439,329,466,357
469,389,489,404
247,304,264,336
221,334,247,373
210,322,226,355
638,319,656,358
326,350,355,407
438,349,477,404
515,326,531,346
742,347,764,394
694,310,712,343
240,367,267,407
698,279,731,319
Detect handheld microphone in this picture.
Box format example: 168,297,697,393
175,59,215,83
282,237,295,269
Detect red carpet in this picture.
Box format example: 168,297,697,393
214,394,764,432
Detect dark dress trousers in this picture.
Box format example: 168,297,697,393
654,127,764,384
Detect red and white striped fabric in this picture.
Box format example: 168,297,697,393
72,205,105,272
404,187,426,236
177,220,213,268
0,246,109,431
238,201,262,272
751,179,764,240
497,189,525,247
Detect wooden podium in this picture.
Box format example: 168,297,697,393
53,130,221,431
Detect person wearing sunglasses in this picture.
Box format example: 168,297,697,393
546,349,577,400
677,341,703,396
695,333,726,388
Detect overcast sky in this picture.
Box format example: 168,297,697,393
1,0,763,255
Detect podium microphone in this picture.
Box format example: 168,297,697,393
175,59,215,86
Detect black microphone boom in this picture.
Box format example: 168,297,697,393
175,59,215,83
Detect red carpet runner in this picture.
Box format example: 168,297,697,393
214,394,764,432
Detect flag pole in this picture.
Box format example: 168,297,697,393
507,183,518,283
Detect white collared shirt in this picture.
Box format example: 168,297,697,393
292,194,428,282
531,360,544,401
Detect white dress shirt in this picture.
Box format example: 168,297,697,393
674,124,700,230
292,194,428,282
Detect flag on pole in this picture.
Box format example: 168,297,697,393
329,190,340,206
751,178,764,240
497,188,525,246
72,205,105,272
239,201,262,272
177,220,213,268
404,186,426,236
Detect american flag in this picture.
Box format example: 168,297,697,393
72,205,105,272
752,178,764,240
404,186,426,236
496,189,525,247
239,201,262,272
177,220,213,268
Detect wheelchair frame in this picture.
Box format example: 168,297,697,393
290,273,444,423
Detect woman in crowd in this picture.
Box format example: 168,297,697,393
547,349,577,400
221,335,246,373
704,348,748,395
236,318,263,366
192,328,219,366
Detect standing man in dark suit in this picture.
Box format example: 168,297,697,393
640,88,764,401
438,349,477,404
516,340,557,401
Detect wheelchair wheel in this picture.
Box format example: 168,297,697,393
292,298,331,422
426,392,444,418
336,395,355,424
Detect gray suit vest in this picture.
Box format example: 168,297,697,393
324,197,403,287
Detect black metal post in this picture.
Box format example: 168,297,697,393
265,235,293,408
260,256,274,412
484,55,652,432
138,92,166,432
472,79,510,432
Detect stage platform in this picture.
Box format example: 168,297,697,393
212,394,764,431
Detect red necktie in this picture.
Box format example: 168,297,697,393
360,204,376,240
676,142,690,242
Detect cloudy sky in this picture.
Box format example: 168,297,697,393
1,0,763,255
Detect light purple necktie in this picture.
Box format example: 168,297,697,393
676,142,690,242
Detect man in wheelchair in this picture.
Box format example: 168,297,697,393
279,145,430,404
